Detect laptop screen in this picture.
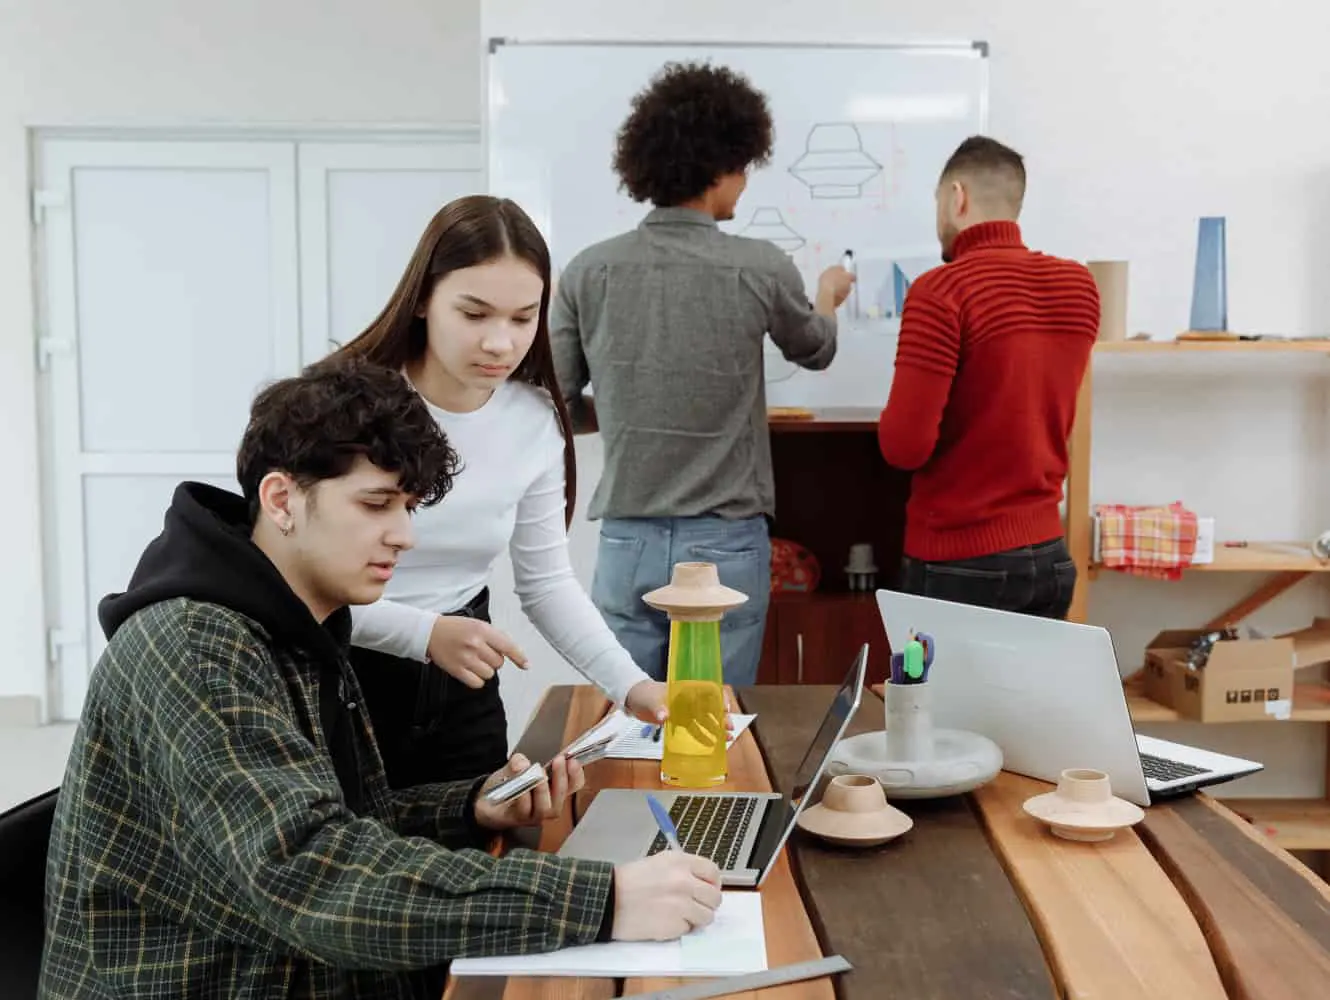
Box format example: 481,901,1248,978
788,646,867,809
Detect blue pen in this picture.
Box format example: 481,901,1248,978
646,794,683,852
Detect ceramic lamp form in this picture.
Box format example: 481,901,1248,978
1189,216,1228,332
1087,261,1128,342
796,774,913,847
643,563,748,788
1022,768,1145,842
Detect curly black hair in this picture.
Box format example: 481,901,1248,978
236,358,459,522
613,61,774,207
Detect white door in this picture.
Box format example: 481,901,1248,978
36,131,483,721
296,139,483,365
36,138,301,719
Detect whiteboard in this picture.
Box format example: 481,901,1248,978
486,40,988,407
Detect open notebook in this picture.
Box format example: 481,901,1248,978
450,892,766,978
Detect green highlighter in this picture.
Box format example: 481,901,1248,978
903,639,926,681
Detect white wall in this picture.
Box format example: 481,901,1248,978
0,0,481,708
484,0,1330,796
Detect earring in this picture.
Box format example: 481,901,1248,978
279,520,293,537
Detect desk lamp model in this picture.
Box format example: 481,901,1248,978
643,562,747,789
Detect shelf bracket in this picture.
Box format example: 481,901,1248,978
1203,571,1310,631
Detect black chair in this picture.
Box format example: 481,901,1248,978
0,788,58,998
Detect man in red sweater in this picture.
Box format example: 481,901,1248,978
878,136,1099,619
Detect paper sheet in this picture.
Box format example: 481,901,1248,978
604,712,758,761
449,891,767,978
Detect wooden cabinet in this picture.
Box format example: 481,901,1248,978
756,409,908,686
759,593,891,685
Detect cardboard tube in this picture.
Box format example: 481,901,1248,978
1087,260,1128,342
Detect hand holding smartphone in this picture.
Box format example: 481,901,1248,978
482,712,626,805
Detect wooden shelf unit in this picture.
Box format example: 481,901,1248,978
1226,798,1330,852
1091,542,1330,577
1095,338,1330,354
1066,337,1330,853
1128,682,1330,724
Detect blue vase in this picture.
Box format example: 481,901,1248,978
893,263,911,317
1189,216,1228,332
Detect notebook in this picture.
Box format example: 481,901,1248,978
449,891,767,978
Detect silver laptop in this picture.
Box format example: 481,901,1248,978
875,591,1263,806
558,644,868,887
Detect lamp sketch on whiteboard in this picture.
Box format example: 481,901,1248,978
788,123,883,199
738,207,806,253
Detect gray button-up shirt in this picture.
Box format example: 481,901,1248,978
550,207,838,521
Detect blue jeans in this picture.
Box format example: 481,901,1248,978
591,516,771,687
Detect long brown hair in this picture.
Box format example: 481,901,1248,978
326,195,577,526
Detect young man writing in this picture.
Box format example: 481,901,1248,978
40,361,721,1000
551,61,854,685
878,137,1100,619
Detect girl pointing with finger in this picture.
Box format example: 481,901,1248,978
322,196,666,787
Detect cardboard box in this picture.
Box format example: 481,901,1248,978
1284,617,1330,669
1144,628,1295,722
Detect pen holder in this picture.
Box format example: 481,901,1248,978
884,680,933,763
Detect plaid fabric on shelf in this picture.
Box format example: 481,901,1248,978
1095,502,1199,580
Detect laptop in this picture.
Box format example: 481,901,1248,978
875,591,1263,806
558,644,868,887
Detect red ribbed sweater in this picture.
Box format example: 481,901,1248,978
878,221,1099,561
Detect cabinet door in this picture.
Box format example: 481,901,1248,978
767,596,890,685
835,598,892,686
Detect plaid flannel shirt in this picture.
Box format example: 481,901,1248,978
40,598,613,999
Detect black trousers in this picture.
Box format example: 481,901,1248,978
899,537,1077,620
349,588,509,789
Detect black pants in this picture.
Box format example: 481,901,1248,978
349,588,509,789
899,537,1077,620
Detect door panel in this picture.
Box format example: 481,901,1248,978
296,140,483,364
38,138,299,719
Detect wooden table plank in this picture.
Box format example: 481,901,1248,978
1136,795,1330,999
570,687,835,1000
971,772,1227,998
739,685,1058,1000
445,686,616,1000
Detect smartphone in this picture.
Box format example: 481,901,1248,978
483,761,549,805
481,728,620,805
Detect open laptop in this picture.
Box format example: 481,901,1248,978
875,591,1263,806
558,644,868,887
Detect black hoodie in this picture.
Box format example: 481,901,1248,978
98,481,367,811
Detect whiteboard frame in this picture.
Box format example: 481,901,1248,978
483,38,990,190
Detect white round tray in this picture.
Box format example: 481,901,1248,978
827,729,1003,799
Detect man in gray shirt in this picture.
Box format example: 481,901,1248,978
550,61,853,686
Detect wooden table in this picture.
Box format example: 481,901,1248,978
446,684,1330,999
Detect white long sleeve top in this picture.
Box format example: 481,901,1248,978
348,379,650,707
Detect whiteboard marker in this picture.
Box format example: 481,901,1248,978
841,249,859,319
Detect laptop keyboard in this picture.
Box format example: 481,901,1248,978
1139,752,1209,783
647,795,756,870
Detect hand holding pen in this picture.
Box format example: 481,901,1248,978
603,795,722,941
